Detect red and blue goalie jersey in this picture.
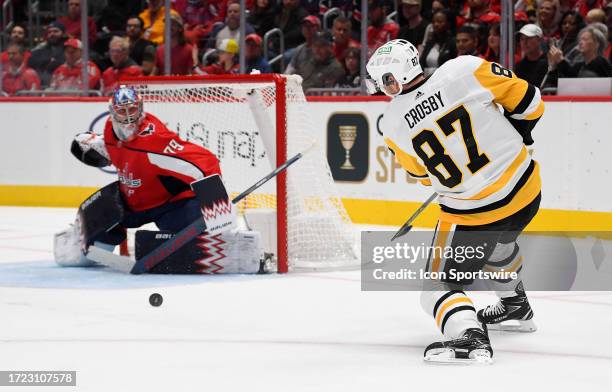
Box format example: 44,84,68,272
103,113,221,212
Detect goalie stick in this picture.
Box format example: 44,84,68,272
390,192,438,241
88,143,318,274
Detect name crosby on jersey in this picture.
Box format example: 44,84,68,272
404,91,445,129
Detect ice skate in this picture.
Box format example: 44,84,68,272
424,328,493,365
477,284,537,333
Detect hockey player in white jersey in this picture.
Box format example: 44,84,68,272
366,40,545,364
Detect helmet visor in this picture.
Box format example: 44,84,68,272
381,72,401,96
112,102,141,124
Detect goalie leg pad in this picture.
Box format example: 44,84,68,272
55,182,126,267
135,229,264,274
54,223,92,267
78,181,126,248
54,223,115,267
190,174,236,235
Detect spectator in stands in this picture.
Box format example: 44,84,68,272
457,0,500,28
275,0,309,51
1,43,41,96
398,0,429,48
126,17,157,69
101,36,143,95
1,25,31,68
556,0,572,14
296,31,345,92
420,9,457,75
93,1,143,63
300,0,320,14
195,38,240,74
483,23,500,62
419,0,449,50
317,0,354,18
367,0,400,57
455,25,481,56
590,21,609,39
576,0,605,19
140,0,181,45
96,0,143,35
335,46,361,89
248,0,277,38
431,0,448,13
245,33,272,73
210,1,255,49
586,8,607,24
50,38,101,91
154,14,194,75
175,0,225,47
556,11,586,66
518,0,538,22
57,0,97,46
586,22,610,66
28,22,67,88
515,24,549,87
285,15,321,74
548,25,611,77
536,0,561,40
332,16,360,63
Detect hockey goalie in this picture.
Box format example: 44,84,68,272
53,85,265,274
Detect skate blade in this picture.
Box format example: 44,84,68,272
424,348,493,365
487,319,537,333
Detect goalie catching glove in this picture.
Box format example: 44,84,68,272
71,132,111,167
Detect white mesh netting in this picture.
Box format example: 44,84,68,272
129,75,358,270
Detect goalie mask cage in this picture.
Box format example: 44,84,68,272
123,74,358,272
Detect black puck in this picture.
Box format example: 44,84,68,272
149,293,163,307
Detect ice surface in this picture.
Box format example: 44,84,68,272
1,207,611,392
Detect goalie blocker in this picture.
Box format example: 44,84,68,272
54,175,266,274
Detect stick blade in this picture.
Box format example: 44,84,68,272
87,245,135,274
391,225,412,241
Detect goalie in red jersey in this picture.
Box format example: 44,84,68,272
54,85,264,274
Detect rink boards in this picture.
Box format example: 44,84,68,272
0,96,610,232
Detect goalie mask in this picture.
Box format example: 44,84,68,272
109,85,144,141
365,39,423,97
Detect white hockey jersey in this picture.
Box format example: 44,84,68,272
380,55,544,226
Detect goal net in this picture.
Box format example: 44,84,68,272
124,74,358,272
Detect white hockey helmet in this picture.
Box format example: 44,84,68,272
365,39,423,97
109,85,144,141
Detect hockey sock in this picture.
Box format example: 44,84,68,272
422,289,482,339
483,242,524,297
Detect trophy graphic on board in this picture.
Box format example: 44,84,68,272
339,125,357,170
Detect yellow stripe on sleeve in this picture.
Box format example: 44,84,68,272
524,100,545,121
384,137,428,178
473,60,529,113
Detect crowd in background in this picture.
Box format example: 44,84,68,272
1,0,611,96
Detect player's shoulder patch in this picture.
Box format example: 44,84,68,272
138,122,155,137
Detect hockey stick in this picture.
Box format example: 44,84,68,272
390,192,438,241
88,143,318,274
233,142,317,204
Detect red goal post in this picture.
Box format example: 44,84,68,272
122,74,357,272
